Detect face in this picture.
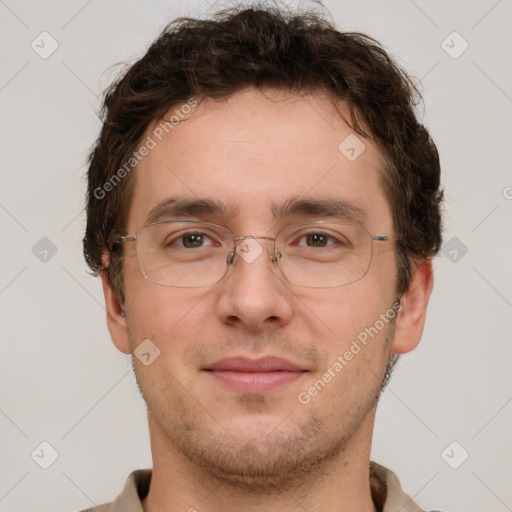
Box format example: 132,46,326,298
103,88,431,489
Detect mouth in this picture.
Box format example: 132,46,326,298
202,356,309,394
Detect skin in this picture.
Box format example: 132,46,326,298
101,88,433,512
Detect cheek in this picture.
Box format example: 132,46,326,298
124,271,213,360
302,277,397,343
299,281,399,394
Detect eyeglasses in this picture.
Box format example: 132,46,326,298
112,220,389,288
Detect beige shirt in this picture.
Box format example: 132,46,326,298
81,461,436,512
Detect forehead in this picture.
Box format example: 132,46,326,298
127,88,392,233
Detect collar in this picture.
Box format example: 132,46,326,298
92,461,426,512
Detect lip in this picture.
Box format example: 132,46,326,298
203,356,308,394
205,356,305,372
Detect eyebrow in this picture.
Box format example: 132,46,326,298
274,197,366,225
144,197,237,225
144,196,366,226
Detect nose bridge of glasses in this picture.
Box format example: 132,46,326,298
233,235,275,242
226,235,280,266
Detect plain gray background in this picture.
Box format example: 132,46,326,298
1,0,511,510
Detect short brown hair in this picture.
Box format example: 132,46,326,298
84,5,443,301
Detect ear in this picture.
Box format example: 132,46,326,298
391,257,434,354
101,253,131,355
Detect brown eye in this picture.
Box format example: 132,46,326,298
182,233,206,248
165,232,217,249
305,234,329,247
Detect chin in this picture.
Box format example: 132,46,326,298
167,410,351,493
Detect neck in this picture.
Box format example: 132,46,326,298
142,411,378,512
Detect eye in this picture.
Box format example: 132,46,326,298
169,231,218,249
297,232,337,248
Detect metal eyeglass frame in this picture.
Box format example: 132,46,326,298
111,220,390,288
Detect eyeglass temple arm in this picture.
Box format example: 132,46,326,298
108,235,137,250
113,235,136,244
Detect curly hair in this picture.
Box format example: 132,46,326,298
84,4,443,302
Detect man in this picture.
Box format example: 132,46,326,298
83,4,443,511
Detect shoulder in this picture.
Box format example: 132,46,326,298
79,505,111,512
76,469,152,512
370,461,446,512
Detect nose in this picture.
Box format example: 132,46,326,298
215,237,294,332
